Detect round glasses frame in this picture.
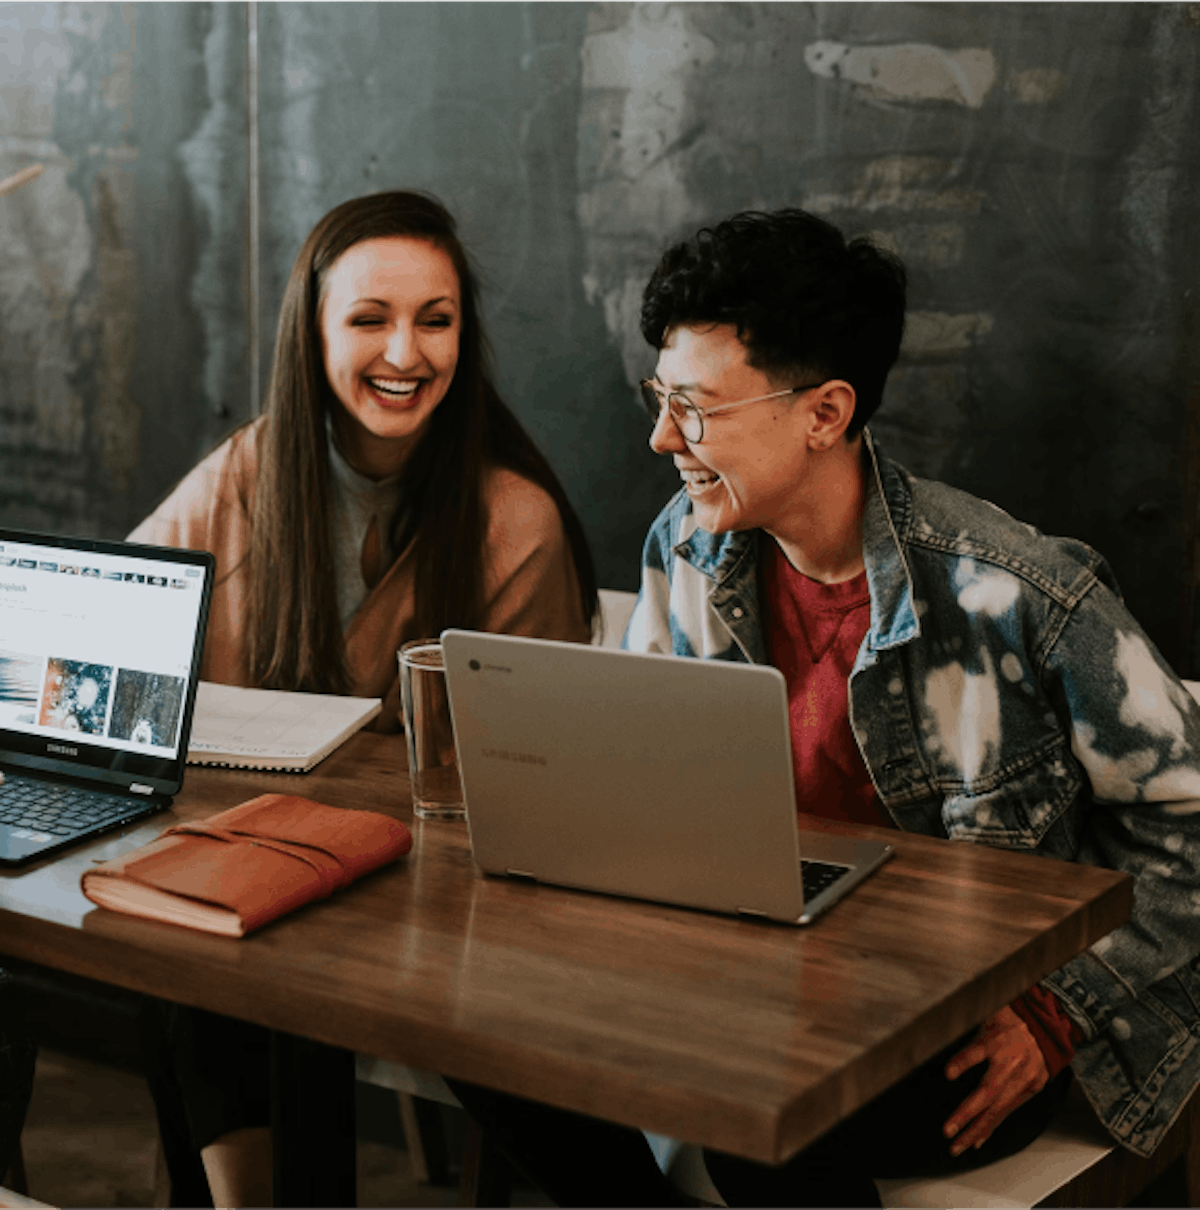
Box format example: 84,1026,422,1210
639,380,829,443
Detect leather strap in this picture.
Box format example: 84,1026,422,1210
163,821,346,896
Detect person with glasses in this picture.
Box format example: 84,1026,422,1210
449,208,1200,1206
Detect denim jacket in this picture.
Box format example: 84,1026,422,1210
625,432,1200,1157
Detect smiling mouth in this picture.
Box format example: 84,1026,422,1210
366,377,422,401
681,469,722,492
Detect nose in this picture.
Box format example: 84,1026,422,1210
384,322,421,370
648,404,687,455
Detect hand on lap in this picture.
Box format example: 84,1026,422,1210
942,1006,1049,1156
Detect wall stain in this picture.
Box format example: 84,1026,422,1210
177,4,251,428
578,2,715,389
802,155,985,215
903,311,995,359
804,41,997,110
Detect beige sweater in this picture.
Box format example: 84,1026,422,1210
129,421,591,731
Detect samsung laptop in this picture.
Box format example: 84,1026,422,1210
0,529,214,865
441,631,893,925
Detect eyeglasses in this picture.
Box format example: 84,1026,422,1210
639,380,829,444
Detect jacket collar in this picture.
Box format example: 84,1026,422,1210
860,430,920,652
673,514,754,584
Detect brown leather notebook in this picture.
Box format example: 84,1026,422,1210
80,793,412,937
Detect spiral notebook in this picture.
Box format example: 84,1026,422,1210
186,682,382,772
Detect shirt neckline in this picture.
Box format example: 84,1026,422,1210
767,541,870,610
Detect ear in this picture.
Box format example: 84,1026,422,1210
806,381,857,450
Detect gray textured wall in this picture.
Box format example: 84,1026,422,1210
0,3,247,533
3,3,1199,668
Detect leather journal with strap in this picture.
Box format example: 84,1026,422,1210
80,793,412,936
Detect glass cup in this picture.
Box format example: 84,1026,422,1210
398,639,465,821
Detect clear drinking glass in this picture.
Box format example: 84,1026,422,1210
398,640,465,821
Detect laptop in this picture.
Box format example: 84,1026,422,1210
0,528,214,865
441,630,893,925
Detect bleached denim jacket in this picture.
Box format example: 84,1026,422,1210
624,431,1200,1157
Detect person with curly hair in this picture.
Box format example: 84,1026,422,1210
448,209,1200,1207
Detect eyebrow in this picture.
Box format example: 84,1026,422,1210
349,295,458,310
657,378,715,397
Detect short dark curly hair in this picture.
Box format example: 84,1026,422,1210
640,209,906,436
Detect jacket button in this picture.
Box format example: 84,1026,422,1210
732,606,744,618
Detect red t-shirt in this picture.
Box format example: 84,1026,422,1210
761,540,888,828
1011,986,1082,1079
761,539,1080,1068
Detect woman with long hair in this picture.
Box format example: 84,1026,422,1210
133,190,597,1206
133,189,596,718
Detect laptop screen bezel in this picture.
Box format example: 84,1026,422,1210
0,528,216,797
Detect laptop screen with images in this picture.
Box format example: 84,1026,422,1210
0,531,213,789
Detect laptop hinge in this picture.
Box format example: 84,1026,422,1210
505,869,537,881
129,783,155,795
736,907,769,918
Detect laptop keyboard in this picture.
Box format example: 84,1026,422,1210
800,858,851,900
0,775,140,838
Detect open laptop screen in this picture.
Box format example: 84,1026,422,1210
0,530,214,792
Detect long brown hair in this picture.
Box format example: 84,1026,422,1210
248,191,598,692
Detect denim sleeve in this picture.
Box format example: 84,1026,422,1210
622,505,677,655
1040,576,1200,1036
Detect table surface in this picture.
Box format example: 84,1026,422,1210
0,733,1131,1165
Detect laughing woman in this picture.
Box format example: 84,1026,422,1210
132,189,595,727
132,191,597,1207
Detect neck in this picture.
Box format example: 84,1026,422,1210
768,438,867,583
329,409,416,481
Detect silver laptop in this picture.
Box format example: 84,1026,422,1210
0,528,214,865
441,630,892,924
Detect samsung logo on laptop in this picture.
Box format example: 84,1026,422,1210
46,742,78,757
482,748,547,767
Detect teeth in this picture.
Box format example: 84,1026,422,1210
368,378,419,397
682,470,720,485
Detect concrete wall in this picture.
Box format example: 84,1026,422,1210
0,3,246,535
3,3,1199,667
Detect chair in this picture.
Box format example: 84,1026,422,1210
655,1056,1200,1209
0,1184,51,1209
654,1080,1200,1207
0,1151,48,1210
593,588,637,649
877,1078,1200,1207
353,1056,460,1188
0,1146,28,1205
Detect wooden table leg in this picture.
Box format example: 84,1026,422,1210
270,1030,357,1208
457,1114,514,1209
397,1092,453,1187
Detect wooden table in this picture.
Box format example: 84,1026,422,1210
0,733,1131,1201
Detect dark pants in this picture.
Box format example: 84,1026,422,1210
446,1030,1072,1208
140,998,271,1208
0,970,34,1183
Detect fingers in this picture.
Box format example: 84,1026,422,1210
946,1074,1029,1155
944,1039,988,1082
943,1073,1017,1152
942,1007,1050,1157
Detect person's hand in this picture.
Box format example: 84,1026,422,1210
942,1005,1048,1156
